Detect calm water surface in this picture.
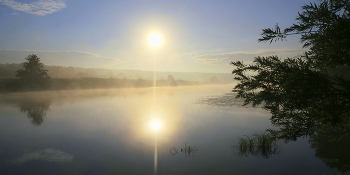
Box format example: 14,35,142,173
0,85,343,174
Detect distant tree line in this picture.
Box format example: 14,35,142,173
0,54,218,92
0,62,232,82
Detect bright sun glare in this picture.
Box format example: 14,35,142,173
151,120,161,130
149,33,162,47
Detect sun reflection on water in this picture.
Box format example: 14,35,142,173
151,119,162,175
151,120,161,131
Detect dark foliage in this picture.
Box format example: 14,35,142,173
231,56,350,141
258,0,350,69
231,0,350,142
15,54,50,90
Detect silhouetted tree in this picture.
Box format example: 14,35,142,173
167,74,175,81
15,54,50,89
210,76,220,83
231,0,350,141
167,74,177,86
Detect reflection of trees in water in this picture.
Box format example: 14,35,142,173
309,133,350,173
170,143,198,157
18,98,50,126
232,131,350,173
232,132,280,159
0,93,52,126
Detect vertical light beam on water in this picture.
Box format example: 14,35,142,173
154,133,158,175
152,49,158,175
149,33,161,175
151,121,160,175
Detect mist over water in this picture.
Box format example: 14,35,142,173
0,85,342,174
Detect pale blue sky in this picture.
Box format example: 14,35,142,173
0,0,313,73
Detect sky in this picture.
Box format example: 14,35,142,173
0,0,314,73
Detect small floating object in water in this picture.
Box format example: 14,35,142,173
170,146,178,156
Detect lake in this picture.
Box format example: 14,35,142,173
0,84,346,175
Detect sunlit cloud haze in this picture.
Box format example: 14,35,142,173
0,49,124,67
191,49,307,65
0,0,313,73
0,0,66,16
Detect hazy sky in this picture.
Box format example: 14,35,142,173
0,0,313,73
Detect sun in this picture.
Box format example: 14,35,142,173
149,33,162,47
151,120,161,130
